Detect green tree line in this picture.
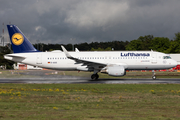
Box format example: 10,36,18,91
34,32,180,53
34,41,129,51
0,46,14,69
125,33,180,53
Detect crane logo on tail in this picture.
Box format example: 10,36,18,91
12,33,24,45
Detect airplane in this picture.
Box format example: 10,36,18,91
4,25,177,80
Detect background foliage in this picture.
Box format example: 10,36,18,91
34,32,180,53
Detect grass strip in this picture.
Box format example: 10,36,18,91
0,84,180,119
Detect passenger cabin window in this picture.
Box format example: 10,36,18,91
163,56,171,59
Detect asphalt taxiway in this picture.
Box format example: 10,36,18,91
0,78,180,84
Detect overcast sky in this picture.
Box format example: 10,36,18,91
0,0,180,44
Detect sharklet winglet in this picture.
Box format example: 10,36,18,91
61,46,73,58
75,48,79,52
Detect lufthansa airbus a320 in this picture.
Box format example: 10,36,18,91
4,25,177,80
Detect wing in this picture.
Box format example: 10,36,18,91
61,46,107,70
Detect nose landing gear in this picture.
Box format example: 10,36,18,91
152,70,156,80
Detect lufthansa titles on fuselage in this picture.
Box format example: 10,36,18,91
121,53,150,57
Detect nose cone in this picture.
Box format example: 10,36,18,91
171,60,178,67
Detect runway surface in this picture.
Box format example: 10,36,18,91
0,78,180,84
1,70,180,84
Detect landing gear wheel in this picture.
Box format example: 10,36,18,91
152,76,156,80
152,70,156,80
91,74,99,80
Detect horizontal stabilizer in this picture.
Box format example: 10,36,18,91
4,54,26,59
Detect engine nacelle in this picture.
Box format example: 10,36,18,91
76,66,93,72
107,65,126,77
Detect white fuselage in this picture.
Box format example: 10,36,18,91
4,50,177,71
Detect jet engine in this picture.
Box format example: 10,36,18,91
106,65,126,77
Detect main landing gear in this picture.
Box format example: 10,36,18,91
91,73,99,80
152,70,156,80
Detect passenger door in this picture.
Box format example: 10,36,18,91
36,54,42,64
151,52,157,64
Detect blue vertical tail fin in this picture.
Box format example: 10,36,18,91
7,25,39,53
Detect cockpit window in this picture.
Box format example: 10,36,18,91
163,56,171,59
